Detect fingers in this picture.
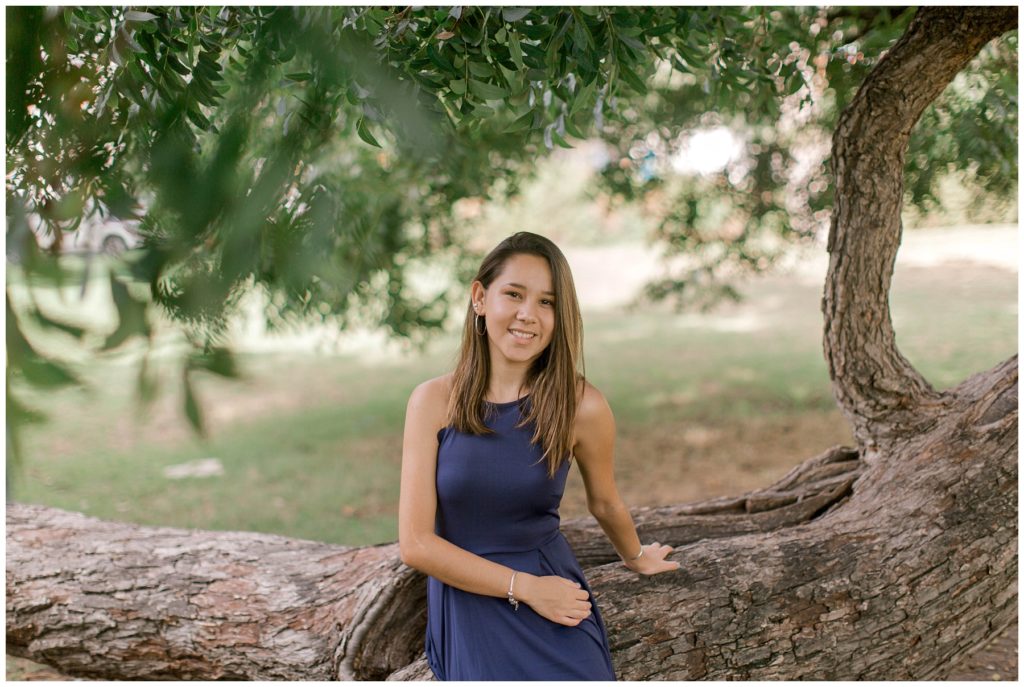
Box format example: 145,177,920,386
559,577,589,600
549,605,590,627
560,606,592,626
630,542,683,575
564,596,592,619
537,577,598,626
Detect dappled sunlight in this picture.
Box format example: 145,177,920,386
671,126,744,175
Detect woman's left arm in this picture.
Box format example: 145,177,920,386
573,383,680,576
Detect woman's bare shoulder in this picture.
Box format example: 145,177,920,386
407,373,454,430
575,379,613,426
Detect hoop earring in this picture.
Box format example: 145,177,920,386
474,313,487,336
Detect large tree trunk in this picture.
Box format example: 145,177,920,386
6,447,861,680
6,6,1017,681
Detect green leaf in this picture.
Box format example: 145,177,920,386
467,79,508,100
165,54,191,76
570,77,597,116
786,70,804,95
618,63,648,94
449,78,467,95
571,10,597,49
508,32,525,69
186,105,211,130
563,114,586,139
356,117,382,147
460,20,483,46
646,23,678,37
125,10,159,23
502,7,531,22
195,55,223,80
546,16,570,69
428,44,457,75
549,129,573,149
497,63,526,95
468,60,495,78
618,33,646,54
503,109,535,133
468,104,496,118
286,72,313,82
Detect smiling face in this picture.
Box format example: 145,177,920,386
471,253,556,368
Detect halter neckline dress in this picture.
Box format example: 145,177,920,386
425,396,617,681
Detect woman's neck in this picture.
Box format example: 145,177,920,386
486,360,531,402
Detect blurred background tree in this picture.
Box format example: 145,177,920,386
6,6,1017,469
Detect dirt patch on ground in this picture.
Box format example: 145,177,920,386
560,408,857,519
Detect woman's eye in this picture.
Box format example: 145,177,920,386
504,291,552,306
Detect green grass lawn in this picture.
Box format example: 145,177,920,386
7,253,1017,549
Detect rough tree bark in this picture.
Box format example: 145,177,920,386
6,6,1018,681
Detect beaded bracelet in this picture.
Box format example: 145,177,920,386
507,570,519,611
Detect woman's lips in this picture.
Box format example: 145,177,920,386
508,328,536,341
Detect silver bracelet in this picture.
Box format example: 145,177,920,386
625,545,644,561
507,570,519,610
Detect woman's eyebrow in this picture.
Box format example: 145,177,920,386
503,282,555,297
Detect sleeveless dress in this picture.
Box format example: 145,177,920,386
425,396,617,681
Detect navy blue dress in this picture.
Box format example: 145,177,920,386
425,396,617,681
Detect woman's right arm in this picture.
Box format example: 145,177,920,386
398,378,591,627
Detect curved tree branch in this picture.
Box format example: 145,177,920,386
822,6,1017,449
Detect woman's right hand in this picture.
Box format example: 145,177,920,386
517,573,592,627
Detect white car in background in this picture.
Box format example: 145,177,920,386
23,212,142,257
69,216,142,255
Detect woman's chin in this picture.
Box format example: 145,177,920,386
495,344,539,364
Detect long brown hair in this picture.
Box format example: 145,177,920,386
446,232,585,478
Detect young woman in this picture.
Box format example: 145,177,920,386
399,232,679,681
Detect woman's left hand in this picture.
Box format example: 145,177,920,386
624,542,680,575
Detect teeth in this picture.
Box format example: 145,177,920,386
509,329,535,339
